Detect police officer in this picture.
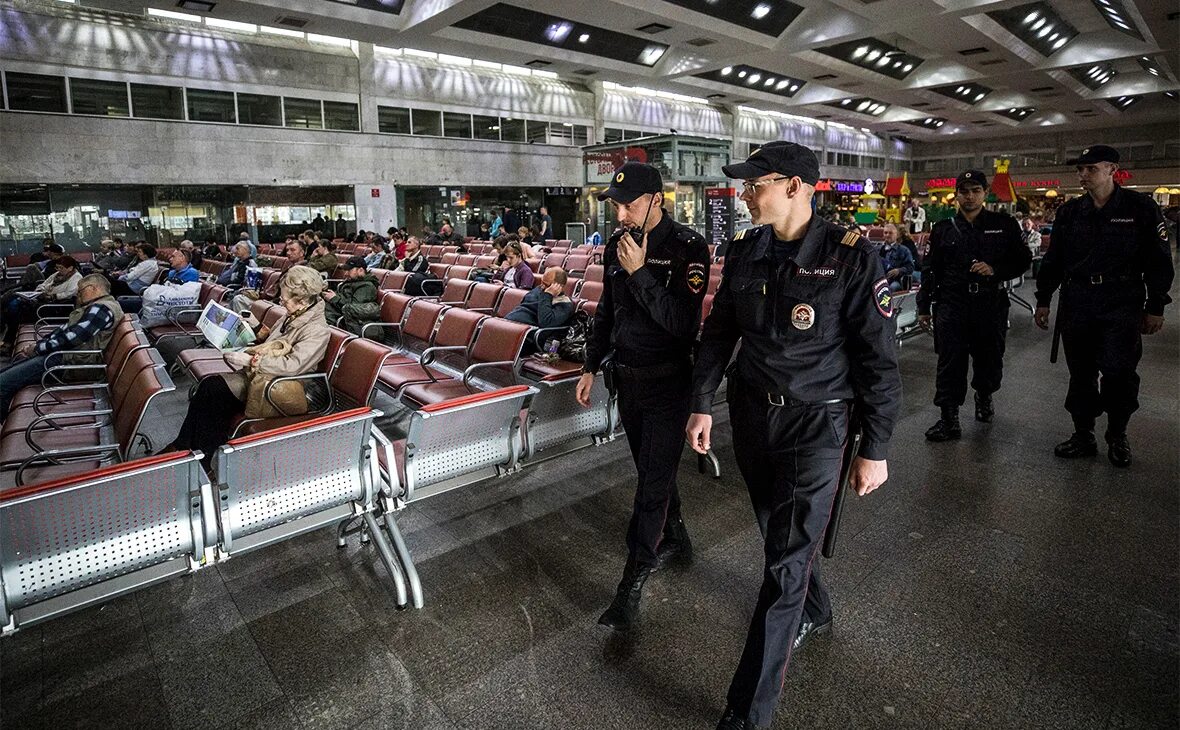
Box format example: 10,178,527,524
576,161,711,631
917,170,1031,441
1034,145,1173,467
685,142,901,730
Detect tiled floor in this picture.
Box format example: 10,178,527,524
1,294,1177,729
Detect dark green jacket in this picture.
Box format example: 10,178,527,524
325,274,380,334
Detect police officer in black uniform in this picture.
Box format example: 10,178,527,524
917,170,1031,441
685,142,901,730
1034,145,1173,467
576,161,711,631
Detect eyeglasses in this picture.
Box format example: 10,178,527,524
741,176,791,194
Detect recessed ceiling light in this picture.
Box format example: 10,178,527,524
738,70,747,78
853,46,868,58
578,33,589,43
721,66,732,75
752,3,771,19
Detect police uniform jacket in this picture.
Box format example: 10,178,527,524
1034,185,1174,316
691,217,902,461
917,209,1030,316
582,211,710,373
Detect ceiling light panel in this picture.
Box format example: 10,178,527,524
824,96,891,116
986,2,1079,57
1107,95,1140,110
453,4,669,67
931,82,993,105
1067,63,1116,90
996,106,1036,121
902,117,946,129
1089,0,1142,40
660,0,803,37
1138,56,1163,77
695,65,805,98
817,38,924,80
327,0,404,14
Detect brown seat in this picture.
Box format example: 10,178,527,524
399,317,531,408
376,308,484,394
381,270,411,292
438,279,474,306
521,355,584,381
329,337,392,409
465,283,504,313
445,265,475,281
493,287,529,318
564,254,590,275
577,281,604,303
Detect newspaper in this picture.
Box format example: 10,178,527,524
196,300,257,350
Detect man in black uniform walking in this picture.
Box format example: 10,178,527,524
685,142,901,730
917,170,1031,441
576,161,711,631
1034,145,1173,467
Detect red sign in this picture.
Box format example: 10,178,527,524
1013,179,1061,188
583,146,650,175
925,177,957,190
371,188,381,198
815,179,832,192
1114,169,1133,182
705,187,735,197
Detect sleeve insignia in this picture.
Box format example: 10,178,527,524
686,262,707,294
873,278,893,319
1159,222,1170,242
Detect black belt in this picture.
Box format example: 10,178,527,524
1069,273,1143,286
964,282,1001,294
614,361,690,380
766,394,847,408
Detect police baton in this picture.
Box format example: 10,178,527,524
1050,297,1063,364
822,427,863,559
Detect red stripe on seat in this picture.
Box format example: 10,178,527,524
0,450,195,502
226,407,374,446
420,385,531,413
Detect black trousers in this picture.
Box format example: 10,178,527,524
614,362,692,570
725,376,848,728
1060,286,1143,436
172,375,244,468
933,292,1010,408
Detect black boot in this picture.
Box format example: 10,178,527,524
597,561,652,631
974,392,994,423
925,407,961,442
1054,431,1098,458
655,515,693,569
1105,432,1131,468
716,707,767,730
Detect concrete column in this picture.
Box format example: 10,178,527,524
354,184,397,233
355,42,379,135
590,80,606,145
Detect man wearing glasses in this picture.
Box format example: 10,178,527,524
685,141,901,730
576,161,711,632
0,274,123,420
917,170,1030,441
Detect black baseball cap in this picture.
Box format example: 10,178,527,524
343,255,368,270
1066,145,1120,165
722,141,821,185
598,162,663,203
955,170,989,190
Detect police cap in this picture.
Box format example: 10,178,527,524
955,170,989,190
722,141,821,185
1066,145,1120,165
598,162,663,203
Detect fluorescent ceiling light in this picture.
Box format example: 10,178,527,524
437,53,472,66
205,17,256,32
545,22,572,43
721,66,733,75
578,33,590,43
148,8,201,21
532,69,558,79
307,33,351,46
403,47,436,58
640,45,666,65
752,3,770,19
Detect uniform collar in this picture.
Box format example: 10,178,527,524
750,215,827,269
1082,183,1123,213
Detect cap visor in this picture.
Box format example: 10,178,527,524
722,160,773,179
597,186,644,203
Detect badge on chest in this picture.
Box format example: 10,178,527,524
791,303,815,330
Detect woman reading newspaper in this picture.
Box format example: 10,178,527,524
164,266,330,469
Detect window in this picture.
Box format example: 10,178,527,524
572,125,589,146
411,108,441,136
443,112,472,138
604,128,624,143
69,78,129,117
130,83,184,120
284,97,322,129
237,93,282,126
549,122,574,146
622,128,646,140
500,117,525,142
378,105,411,134
473,114,500,141
187,88,236,123
324,101,359,131
5,72,67,113
526,120,549,144
826,151,836,165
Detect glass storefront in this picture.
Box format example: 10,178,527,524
398,186,581,240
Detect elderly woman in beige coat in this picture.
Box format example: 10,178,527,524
165,266,330,468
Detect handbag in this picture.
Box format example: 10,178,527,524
557,311,592,363
241,340,309,418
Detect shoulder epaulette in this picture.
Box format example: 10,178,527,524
734,228,750,241
840,230,860,247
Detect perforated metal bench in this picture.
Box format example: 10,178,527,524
0,450,216,634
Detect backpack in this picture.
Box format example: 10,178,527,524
557,310,592,363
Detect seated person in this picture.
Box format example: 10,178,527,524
202,237,222,261
506,267,574,328
180,239,203,271
879,224,916,292
108,243,159,296
493,243,536,290
165,248,200,284
0,274,123,418
323,256,380,335
399,236,435,296
0,252,46,298
229,239,306,312
217,243,256,288
364,240,388,270
2,256,82,351
94,238,133,272
307,240,339,275
164,266,329,470
1021,218,1042,257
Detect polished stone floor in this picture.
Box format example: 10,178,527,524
1,296,1177,729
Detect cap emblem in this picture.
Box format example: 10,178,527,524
615,172,625,182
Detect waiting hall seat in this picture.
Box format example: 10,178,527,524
0,450,216,635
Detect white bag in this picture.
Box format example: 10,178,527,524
140,281,201,327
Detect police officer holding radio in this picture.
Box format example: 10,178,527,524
917,170,1031,441
685,141,901,730
1034,145,1173,467
575,161,711,632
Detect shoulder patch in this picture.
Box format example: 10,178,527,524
686,262,707,294
873,278,893,319
1159,222,1170,242
841,231,860,247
